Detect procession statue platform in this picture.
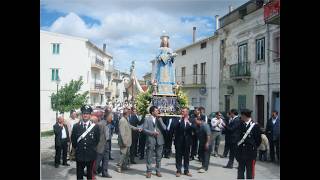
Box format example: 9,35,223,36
135,31,188,118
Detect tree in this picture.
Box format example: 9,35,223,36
51,76,89,113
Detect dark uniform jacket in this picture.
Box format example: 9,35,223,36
235,120,262,161
53,123,70,147
224,116,241,144
71,121,100,162
173,118,194,148
129,114,140,140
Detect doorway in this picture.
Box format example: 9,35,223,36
256,95,264,127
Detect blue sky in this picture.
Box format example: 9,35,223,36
40,0,248,79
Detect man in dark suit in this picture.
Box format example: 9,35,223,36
266,110,280,163
174,107,193,177
53,116,70,168
71,105,100,180
163,117,178,158
138,117,146,160
223,109,241,169
95,111,113,178
222,113,230,157
129,107,140,164
235,109,262,179
190,108,204,161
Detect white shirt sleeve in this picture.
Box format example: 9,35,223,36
167,118,172,130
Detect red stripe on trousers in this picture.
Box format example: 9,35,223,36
92,160,96,180
252,160,255,179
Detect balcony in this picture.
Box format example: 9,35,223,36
115,89,120,97
176,74,207,88
105,84,112,93
112,70,122,82
91,58,105,70
264,0,280,25
230,62,251,80
90,82,104,94
105,64,114,73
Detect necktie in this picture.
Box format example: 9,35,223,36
84,123,87,130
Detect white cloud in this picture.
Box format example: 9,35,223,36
41,0,248,78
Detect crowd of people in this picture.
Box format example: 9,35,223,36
53,104,280,179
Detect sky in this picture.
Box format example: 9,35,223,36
40,0,248,79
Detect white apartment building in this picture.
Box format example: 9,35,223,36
40,30,114,131
174,31,220,114
217,0,280,127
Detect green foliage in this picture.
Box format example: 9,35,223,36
135,85,189,117
177,89,189,108
41,130,54,137
51,76,89,113
135,87,152,119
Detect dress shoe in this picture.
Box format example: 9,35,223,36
62,163,70,166
176,172,181,177
102,174,112,178
190,156,195,161
55,164,59,168
146,172,151,178
116,167,122,173
156,172,162,177
131,161,137,164
223,165,233,169
184,172,192,177
109,157,114,160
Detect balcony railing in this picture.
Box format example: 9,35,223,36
264,0,280,25
176,74,207,87
91,58,105,70
230,62,251,79
90,82,104,93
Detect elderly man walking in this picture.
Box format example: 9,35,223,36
116,108,141,173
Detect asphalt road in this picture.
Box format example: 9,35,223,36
41,135,280,180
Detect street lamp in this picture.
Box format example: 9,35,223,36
56,77,61,120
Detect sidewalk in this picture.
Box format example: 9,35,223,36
41,135,280,180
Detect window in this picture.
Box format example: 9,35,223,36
200,98,206,107
200,62,206,84
273,36,280,61
256,37,265,62
225,95,230,113
51,68,59,81
238,95,246,110
238,43,248,63
200,42,207,49
182,49,186,55
191,98,197,107
181,67,186,83
52,43,60,54
193,64,198,84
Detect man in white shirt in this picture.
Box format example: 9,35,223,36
65,110,79,161
210,112,225,157
53,116,70,168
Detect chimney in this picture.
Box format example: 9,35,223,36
103,43,106,52
215,15,220,31
229,5,233,13
193,27,196,43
